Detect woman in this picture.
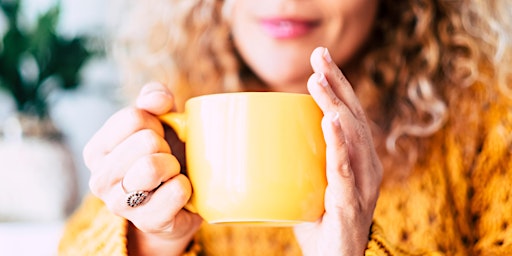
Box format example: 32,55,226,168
59,0,512,255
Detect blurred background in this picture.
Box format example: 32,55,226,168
0,0,121,254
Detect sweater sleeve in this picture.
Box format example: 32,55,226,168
61,195,450,255
58,195,128,255
58,195,202,256
365,223,443,256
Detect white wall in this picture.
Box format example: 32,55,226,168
20,0,107,36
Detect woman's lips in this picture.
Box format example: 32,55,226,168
259,18,320,39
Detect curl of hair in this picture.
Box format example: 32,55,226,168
108,0,240,108
362,0,511,161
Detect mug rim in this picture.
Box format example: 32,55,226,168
187,91,314,105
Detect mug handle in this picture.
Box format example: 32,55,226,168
159,113,187,141
158,113,198,214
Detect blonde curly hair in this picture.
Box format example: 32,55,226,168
108,0,512,171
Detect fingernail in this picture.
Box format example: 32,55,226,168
317,72,329,87
323,48,333,63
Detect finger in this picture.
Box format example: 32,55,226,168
307,69,375,170
83,108,165,170
106,128,172,170
122,153,181,193
309,72,379,205
111,174,194,234
136,82,176,115
84,81,174,170
132,175,193,232
307,72,368,173
88,129,172,195
307,72,355,129
322,112,357,213
310,47,366,120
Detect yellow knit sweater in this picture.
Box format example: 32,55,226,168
58,82,512,255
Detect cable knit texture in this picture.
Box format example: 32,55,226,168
58,81,512,255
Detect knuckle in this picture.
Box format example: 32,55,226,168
173,185,190,205
331,96,344,109
82,138,107,171
106,201,124,217
137,129,167,153
352,124,369,145
122,107,151,130
172,175,192,203
333,136,347,150
353,107,367,122
88,174,106,197
88,161,120,198
138,155,161,181
334,69,348,86
82,143,94,169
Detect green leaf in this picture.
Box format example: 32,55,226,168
0,0,99,117
0,0,20,25
28,4,59,72
0,26,28,110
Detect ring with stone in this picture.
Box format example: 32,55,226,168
121,179,150,208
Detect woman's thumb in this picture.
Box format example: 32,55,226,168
135,82,175,115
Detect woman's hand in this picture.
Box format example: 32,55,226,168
83,82,203,256
294,47,383,255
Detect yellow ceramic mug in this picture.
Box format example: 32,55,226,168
159,92,326,226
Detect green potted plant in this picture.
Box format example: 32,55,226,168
0,0,97,222
0,0,93,121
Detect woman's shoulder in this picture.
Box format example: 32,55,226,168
446,76,512,134
444,77,512,178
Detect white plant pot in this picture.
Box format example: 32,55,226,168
0,114,78,222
